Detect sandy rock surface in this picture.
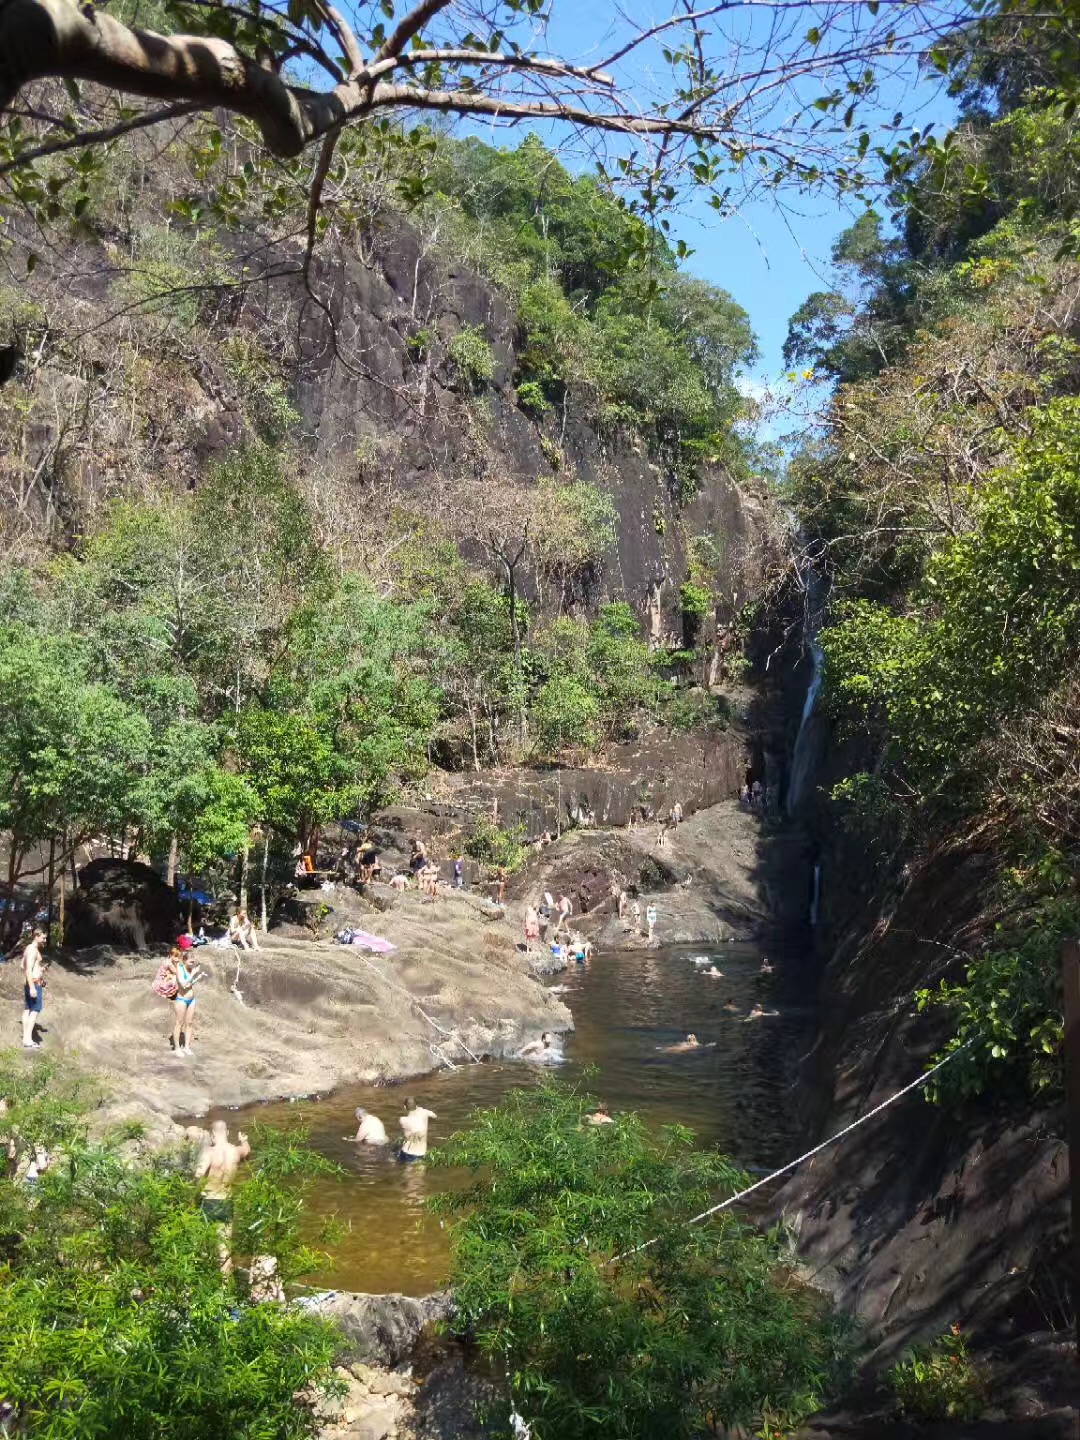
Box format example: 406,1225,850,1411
0,885,569,1124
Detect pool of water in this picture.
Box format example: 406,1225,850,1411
214,937,816,1295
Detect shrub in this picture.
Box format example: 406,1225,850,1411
430,1081,855,1439
532,672,601,757
0,1054,341,1439
887,1330,986,1422
406,327,434,361
515,379,550,416
465,813,527,872
447,325,494,390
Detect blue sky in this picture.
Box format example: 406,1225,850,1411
447,0,964,416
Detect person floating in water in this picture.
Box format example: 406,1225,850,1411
585,1101,614,1126
353,1107,388,1145
658,1033,714,1053
722,996,739,1012
744,1004,780,1022
703,965,724,979
760,958,774,975
398,1097,437,1161
518,1030,558,1060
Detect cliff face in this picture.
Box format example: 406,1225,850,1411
774,796,1068,1363
1,209,781,643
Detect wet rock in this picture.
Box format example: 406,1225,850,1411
311,1291,451,1369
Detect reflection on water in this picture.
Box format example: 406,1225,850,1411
215,939,815,1295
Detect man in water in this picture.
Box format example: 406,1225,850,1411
658,1033,704,1053
399,1097,437,1160
353,1107,388,1145
519,1030,558,1060
760,958,774,975
703,965,724,979
21,927,47,1049
585,1101,614,1126
194,1121,251,1266
722,997,739,1012
744,1004,780,1022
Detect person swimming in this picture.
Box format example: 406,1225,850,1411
744,1004,780,1022
722,997,739,1012
760,958,774,975
585,1101,614,1126
657,1033,714,1053
703,965,724,978
518,1030,561,1061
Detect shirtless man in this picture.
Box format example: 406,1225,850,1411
519,1030,558,1061
744,1004,780,1022
399,1097,437,1161
722,997,739,1013
703,965,724,979
585,1101,614,1126
194,1121,251,1226
353,1107,389,1145
658,1033,710,1053
21,928,47,1049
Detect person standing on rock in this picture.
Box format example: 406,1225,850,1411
524,905,540,954
631,898,642,934
556,894,572,935
672,801,683,827
537,895,551,943
399,1097,437,1161
453,854,465,891
21,928,47,1049
353,1107,389,1145
645,903,657,944
171,947,203,1056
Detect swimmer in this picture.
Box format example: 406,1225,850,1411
703,966,724,978
585,1101,614,1126
743,1004,780,1022
657,1033,713,1053
760,958,774,975
353,1107,389,1145
722,996,739,1012
518,1030,558,1060
690,955,712,966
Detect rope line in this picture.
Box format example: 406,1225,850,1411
348,948,483,1065
610,1043,967,1265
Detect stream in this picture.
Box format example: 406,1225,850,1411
218,936,816,1295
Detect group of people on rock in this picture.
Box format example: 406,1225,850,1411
616,890,659,943
739,780,774,814
523,892,593,963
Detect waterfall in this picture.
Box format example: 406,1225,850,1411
809,863,821,927
786,638,824,813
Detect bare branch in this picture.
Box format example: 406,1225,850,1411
375,0,454,62
0,98,199,176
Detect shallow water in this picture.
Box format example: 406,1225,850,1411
216,937,815,1295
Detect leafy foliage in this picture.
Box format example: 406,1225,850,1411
430,1082,854,1440
0,1055,341,1439
887,1330,986,1422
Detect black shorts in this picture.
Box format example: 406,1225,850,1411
200,1197,233,1225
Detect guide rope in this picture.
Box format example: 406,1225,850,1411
349,948,483,1065
610,1042,968,1265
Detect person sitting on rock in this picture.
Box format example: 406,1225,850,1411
227,910,259,951
353,1107,388,1145
398,1097,437,1161
389,872,410,892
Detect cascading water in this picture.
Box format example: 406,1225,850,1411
786,637,824,813
809,862,821,927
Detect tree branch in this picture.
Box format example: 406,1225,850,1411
0,99,199,176
375,0,454,61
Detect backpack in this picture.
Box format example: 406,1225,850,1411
152,961,178,999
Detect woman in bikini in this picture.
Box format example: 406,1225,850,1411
170,947,201,1056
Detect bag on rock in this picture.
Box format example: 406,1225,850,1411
152,961,178,999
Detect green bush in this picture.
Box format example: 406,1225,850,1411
447,325,494,390
0,1054,341,1439
515,379,550,416
464,813,527,872
430,1081,855,1439
532,672,601,757
887,1330,986,1422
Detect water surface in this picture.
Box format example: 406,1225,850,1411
219,938,814,1294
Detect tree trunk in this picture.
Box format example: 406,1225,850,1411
166,833,178,888
239,843,250,914
259,828,271,933
46,834,56,930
